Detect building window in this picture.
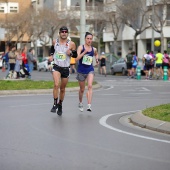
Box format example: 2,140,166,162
8,3,18,13
10,6,18,13
0,6,5,13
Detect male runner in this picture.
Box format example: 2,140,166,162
49,26,77,115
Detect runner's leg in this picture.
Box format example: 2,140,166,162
86,73,94,105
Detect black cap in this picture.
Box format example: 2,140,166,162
59,26,68,32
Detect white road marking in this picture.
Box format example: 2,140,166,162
94,85,114,92
122,87,150,92
130,93,151,95
99,111,170,144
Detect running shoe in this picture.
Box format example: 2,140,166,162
87,104,92,112
51,104,58,113
57,104,62,116
78,103,83,112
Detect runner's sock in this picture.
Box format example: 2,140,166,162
54,98,58,106
58,100,63,105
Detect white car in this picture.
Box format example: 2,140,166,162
0,52,4,68
37,57,50,72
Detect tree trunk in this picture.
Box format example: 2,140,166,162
113,39,118,57
133,34,137,53
160,31,164,53
97,37,101,56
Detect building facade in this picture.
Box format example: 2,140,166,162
0,0,32,51
103,0,170,58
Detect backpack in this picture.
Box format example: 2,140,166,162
126,54,133,63
132,56,138,66
145,55,151,66
163,54,169,63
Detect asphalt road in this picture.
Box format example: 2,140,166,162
0,70,170,170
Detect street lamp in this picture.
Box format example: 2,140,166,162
31,0,38,58
80,0,86,45
151,0,155,52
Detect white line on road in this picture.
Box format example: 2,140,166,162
122,87,150,92
99,111,170,144
95,85,114,92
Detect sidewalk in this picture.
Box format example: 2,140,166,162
130,111,170,134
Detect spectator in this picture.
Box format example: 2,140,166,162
99,52,107,77
4,46,10,78
70,56,77,74
131,51,138,78
162,50,170,80
27,48,36,79
143,50,153,80
21,46,30,75
125,51,133,78
7,45,16,79
14,49,22,79
155,50,163,79
150,51,156,79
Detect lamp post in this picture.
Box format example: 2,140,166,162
32,0,38,58
80,0,86,45
151,0,155,52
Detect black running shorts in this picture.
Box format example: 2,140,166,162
52,64,69,78
126,63,132,69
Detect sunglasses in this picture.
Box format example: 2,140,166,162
60,30,68,33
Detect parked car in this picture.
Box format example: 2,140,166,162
0,52,4,68
110,57,144,76
0,57,2,68
110,57,127,75
37,57,50,72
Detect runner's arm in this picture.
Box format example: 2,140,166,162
93,47,99,64
68,41,77,58
75,45,87,62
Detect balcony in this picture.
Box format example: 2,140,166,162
165,20,170,26
57,5,104,20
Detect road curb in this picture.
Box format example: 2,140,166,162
130,111,170,134
0,84,101,96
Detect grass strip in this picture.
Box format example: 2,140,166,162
143,104,170,122
0,80,96,90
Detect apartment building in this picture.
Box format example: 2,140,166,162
31,0,103,57
0,0,32,51
103,0,170,58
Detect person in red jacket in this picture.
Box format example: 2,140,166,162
21,46,30,77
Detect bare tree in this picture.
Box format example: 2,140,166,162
148,0,170,51
117,0,151,53
105,9,123,56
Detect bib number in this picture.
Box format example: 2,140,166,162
82,55,93,65
55,52,66,61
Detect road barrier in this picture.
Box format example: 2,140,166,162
163,66,168,81
137,66,141,80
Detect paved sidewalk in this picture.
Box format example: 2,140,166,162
130,111,170,134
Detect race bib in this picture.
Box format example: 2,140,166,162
82,55,93,65
55,52,66,61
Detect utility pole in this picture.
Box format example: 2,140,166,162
151,0,155,52
32,0,38,58
80,0,86,45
